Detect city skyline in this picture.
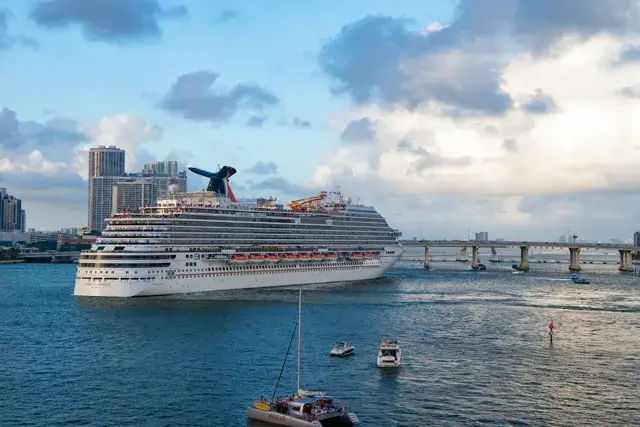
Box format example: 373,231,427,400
1,1,640,239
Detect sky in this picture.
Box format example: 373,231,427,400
1,0,640,241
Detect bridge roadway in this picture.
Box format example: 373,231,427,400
399,240,640,272
18,251,81,263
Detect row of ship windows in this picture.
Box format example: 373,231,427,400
97,239,398,246
108,217,390,227
105,223,394,232
101,231,398,239
151,211,384,220
81,254,177,260
98,236,398,243
79,262,373,275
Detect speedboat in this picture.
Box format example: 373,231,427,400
377,340,401,368
329,342,355,357
247,289,360,426
570,273,590,284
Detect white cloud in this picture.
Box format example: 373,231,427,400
0,149,70,174
311,35,640,236
74,114,162,180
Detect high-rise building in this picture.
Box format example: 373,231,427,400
475,231,488,242
112,179,152,214
559,235,567,243
634,231,640,247
89,176,125,232
88,146,126,231
88,146,126,178
143,160,179,176
20,210,25,232
0,188,24,231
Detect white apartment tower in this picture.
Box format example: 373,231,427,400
88,146,125,232
112,179,152,214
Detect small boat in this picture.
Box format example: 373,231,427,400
329,342,355,357
311,253,325,262
282,253,298,262
228,254,249,264
325,253,339,261
348,252,363,261
265,254,280,263
249,254,266,263
570,273,590,284
377,340,401,368
362,252,373,259
247,289,360,426
297,253,311,262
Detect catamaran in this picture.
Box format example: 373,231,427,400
247,289,360,426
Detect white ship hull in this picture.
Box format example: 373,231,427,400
74,247,403,297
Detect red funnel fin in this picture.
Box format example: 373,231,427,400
226,180,237,202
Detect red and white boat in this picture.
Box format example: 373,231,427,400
228,254,249,264
297,253,312,262
325,253,339,261
348,252,363,261
311,253,325,262
362,252,373,259
265,254,280,263
249,254,265,263
282,253,298,262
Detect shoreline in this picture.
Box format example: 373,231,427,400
0,259,25,264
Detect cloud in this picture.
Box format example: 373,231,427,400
292,117,311,129
617,44,640,63
311,2,640,238
246,161,278,176
246,115,267,127
341,117,377,143
30,0,187,44
158,71,280,123
318,1,639,115
214,9,238,24
522,89,557,114
0,9,38,50
0,107,168,228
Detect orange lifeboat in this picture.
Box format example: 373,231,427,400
265,254,280,263
325,253,339,261
311,253,325,262
228,254,249,264
282,253,298,262
297,253,312,262
249,254,265,263
348,252,363,261
362,252,373,259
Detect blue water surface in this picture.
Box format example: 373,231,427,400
1,263,639,426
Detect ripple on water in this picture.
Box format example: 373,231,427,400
0,264,639,426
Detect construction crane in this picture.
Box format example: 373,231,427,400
287,192,328,211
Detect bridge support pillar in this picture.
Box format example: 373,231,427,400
471,246,479,269
619,249,632,272
458,247,467,261
569,248,581,271
519,246,529,271
423,246,430,269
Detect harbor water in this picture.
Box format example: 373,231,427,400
1,263,639,426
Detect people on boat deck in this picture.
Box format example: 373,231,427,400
260,396,266,404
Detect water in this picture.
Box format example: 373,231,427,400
1,264,639,426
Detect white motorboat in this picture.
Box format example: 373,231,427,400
247,289,360,426
377,339,401,368
329,342,355,357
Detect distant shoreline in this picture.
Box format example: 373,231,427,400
0,259,24,264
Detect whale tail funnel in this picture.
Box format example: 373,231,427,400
188,165,238,201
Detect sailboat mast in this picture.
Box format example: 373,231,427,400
297,288,302,393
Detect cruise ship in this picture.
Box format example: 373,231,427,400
74,165,404,297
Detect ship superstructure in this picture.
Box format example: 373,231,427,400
74,165,403,297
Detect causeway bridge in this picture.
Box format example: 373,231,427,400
18,251,81,263
399,240,640,272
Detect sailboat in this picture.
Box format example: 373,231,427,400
247,289,360,426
